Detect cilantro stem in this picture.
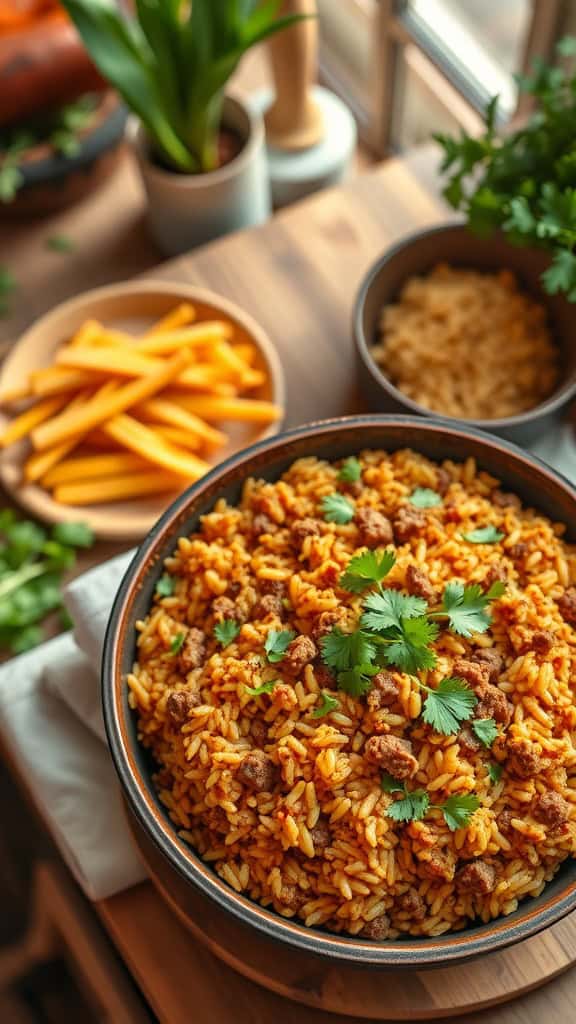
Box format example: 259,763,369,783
0,561,49,601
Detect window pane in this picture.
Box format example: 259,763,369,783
403,0,532,117
392,44,482,151
317,0,376,116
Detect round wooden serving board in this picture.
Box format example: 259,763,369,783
0,280,285,541
130,816,576,1020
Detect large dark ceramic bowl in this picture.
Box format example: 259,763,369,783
353,224,576,445
102,415,576,1016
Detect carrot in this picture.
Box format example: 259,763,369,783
53,471,186,506
32,349,192,451
102,415,210,479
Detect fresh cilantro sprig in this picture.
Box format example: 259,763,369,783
383,778,480,830
462,525,504,544
435,35,576,301
337,663,379,696
488,762,503,784
472,718,499,747
361,589,426,631
170,632,185,654
321,493,355,524
156,574,175,597
214,619,240,647
338,457,362,483
409,488,442,509
245,679,276,697
339,549,396,593
433,580,506,637
421,677,477,735
264,628,295,663
312,690,339,718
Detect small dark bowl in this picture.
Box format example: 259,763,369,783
353,224,576,445
102,415,576,1016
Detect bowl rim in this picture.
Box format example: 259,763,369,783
353,222,576,429
102,413,576,967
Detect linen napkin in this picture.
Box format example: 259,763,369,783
0,551,146,900
0,418,575,904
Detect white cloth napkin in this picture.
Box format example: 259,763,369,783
0,551,146,900
0,418,574,903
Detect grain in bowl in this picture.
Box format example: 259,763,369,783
370,265,558,419
129,447,576,940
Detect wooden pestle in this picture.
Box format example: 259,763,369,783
264,0,324,151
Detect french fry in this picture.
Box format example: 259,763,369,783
0,395,68,448
56,346,165,377
234,343,257,365
69,319,102,348
31,366,102,397
23,388,98,482
162,394,282,424
152,425,202,451
132,321,233,356
103,414,210,478
32,349,192,451
145,302,196,336
53,471,186,505
43,451,151,486
0,382,32,405
136,397,226,448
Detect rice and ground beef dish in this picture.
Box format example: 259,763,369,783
371,265,558,420
128,448,576,939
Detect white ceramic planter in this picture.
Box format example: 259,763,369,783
130,95,271,256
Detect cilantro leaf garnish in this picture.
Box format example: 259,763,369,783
156,574,175,597
245,679,276,697
321,493,355,524
439,794,480,831
386,788,430,823
170,632,185,654
312,690,339,718
361,589,427,632
421,677,477,735
409,487,442,509
264,628,295,663
439,580,506,637
340,549,396,593
46,234,75,253
52,521,94,548
214,619,240,647
320,628,376,672
488,762,503,784
381,773,405,793
462,525,504,544
472,717,499,747
338,457,362,483
382,616,438,673
337,663,379,696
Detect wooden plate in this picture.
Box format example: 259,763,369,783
0,280,285,541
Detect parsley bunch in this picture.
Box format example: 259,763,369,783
382,775,480,830
435,36,576,300
0,511,93,653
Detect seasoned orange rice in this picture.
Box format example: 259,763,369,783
129,449,576,939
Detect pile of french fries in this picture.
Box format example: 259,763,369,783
0,303,281,506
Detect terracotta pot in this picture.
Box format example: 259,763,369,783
130,94,271,256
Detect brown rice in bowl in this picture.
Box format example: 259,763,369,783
128,446,576,941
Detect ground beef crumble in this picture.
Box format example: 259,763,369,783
532,791,571,828
178,627,206,671
394,506,427,543
456,860,496,894
366,671,399,710
355,507,393,548
166,690,201,724
282,634,317,673
365,735,418,779
238,750,277,792
405,564,435,601
361,913,390,939
558,588,576,626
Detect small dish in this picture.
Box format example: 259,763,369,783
0,280,285,541
353,223,576,444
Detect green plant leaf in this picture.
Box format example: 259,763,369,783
381,773,405,794
472,717,499,747
383,617,438,673
245,678,276,697
440,794,480,831
336,662,378,697
0,164,23,203
214,618,240,647
488,762,503,784
338,456,362,483
408,488,442,509
361,590,427,632
52,522,94,548
340,549,396,594
422,677,477,735
320,628,376,672
321,493,355,524
264,628,295,663
46,235,75,253
386,789,430,823
155,574,174,597
170,632,185,654
312,690,339,718
441,580,505,637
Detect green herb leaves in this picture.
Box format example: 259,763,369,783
472,718,499,747
170,632,185,654
340,549,395,593
436,35,576,300
361,590,427,632
337,663,379,696
312,691,339,718
0,266,15,318
321,493,355,524
488,762,503,784
408,487,442,509
439,580,506,637
214,619,240,647
421,677,477,735
321,628,376,672
46,234,75,253
245,679,276,697
382,617,439,674
156,574,175,598
264,628,295,663
383,780,480,830
52,522,94,548
338,457,362,483
462,525,504,544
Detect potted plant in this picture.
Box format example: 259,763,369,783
61,0,307,255
435,35,576,301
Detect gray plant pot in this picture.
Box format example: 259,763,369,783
130,94,271,256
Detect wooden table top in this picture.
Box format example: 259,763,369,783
4,140,575,1022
